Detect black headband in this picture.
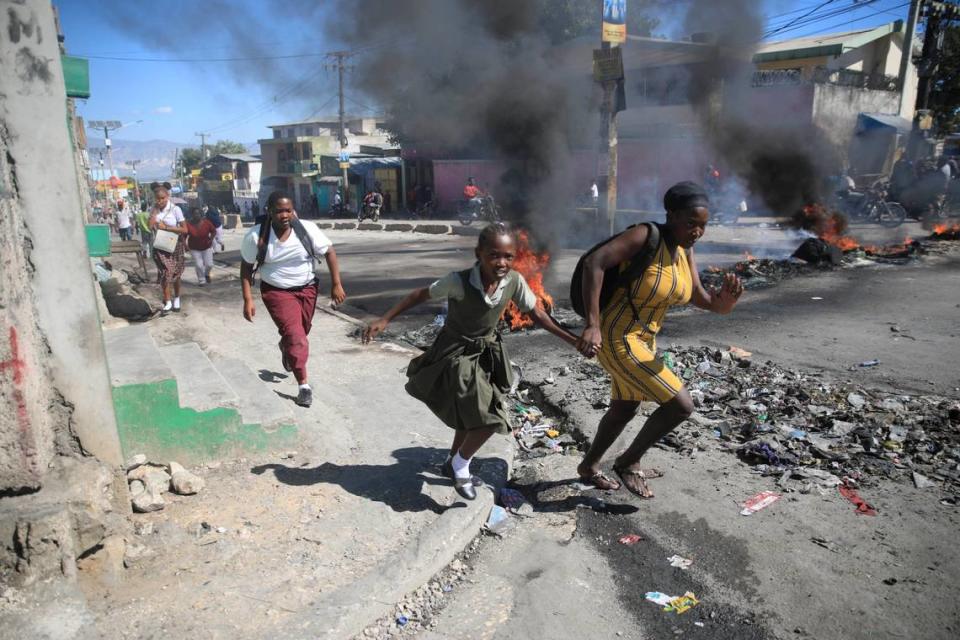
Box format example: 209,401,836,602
663,181,709,212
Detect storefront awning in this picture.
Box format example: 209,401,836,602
858,113,912,135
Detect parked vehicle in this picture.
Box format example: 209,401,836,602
457,195,500,226
327,202,352,218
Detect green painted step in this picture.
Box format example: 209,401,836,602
103,325,296,464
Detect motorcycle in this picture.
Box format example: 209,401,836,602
833,183,906,228
457,195,501,226
326,202,352,218
358,194,382,223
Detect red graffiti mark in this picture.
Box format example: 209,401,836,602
1,327,33,468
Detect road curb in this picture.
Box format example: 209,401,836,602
281,312,515,639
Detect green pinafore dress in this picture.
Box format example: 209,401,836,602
404,269,519,434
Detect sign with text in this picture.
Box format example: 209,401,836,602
593,47,624,82
602,0,626,44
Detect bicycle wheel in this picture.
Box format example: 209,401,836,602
878,202,906,228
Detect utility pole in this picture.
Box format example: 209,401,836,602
596,1,625,236
898,0,922,116
328,51,352,205
126,160,141,211
194,132,209,163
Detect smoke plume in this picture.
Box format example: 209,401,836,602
682,0,839,216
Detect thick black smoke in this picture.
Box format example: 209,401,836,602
683,0,839,216
321,0,595,243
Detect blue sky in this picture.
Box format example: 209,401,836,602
58,0,915,145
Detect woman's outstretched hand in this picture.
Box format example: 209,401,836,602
576,325,602,358
362,318,388,344
712,273,743,314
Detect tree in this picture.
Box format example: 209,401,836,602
536,0,659,44
210,139,248,155
178,140,248,173
179,148,203,172
930,25,960,134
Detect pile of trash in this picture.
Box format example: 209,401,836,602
657,346,959,491
699,241,925,291
700,257,822,290
511,391,579,459
547,346,959,494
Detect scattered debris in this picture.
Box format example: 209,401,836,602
740,491,781,516
540,344,960,494
483,505,515,537
125,455,205,511
855,359,881,369
645,591,700,614
667,554,693,570
839,484,877,516
912,471,935,489
618,534,644,545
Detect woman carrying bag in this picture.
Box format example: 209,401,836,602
148,182,188,315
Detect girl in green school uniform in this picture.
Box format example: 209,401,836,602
363,223,580,500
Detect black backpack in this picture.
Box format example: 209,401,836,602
569,222,661,319
253,214,319,276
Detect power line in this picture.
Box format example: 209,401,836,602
765,0,909,40
765,0,842,38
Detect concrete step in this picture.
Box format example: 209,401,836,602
102,325,173,386
157,343,239,413
210,355,295,430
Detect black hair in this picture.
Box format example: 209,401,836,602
663,181,709,212
477,222,514,250
150,181,172,193
266,190,294,213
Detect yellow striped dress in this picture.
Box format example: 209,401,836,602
596,238,693,404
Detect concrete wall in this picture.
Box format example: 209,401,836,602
813,83,901,168
0,0,122,492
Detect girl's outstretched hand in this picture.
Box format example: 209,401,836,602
362,318,388,344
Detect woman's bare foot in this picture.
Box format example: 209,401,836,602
613,465,660,498
576,463,621,490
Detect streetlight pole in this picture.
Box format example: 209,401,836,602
87,120,142,202
127,160,141,211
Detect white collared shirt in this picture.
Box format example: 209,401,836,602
428,264,537,312
152,200,184,227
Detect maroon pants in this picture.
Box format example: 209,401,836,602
260,281,318,383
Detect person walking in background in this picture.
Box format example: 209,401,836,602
239,190,346,408
362,223,581,501
135,205,152,260
116,200,133,241
204,204,225,252
186,207,217,286
148,181,188,315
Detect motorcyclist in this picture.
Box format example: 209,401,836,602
463,177,483,215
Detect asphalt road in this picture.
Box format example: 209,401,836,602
176,219,958,639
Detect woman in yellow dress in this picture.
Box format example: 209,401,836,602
575,182,744,497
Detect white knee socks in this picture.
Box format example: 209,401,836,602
451,452,471,480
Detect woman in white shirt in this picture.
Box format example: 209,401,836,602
239,190,346,407
148,182,188,315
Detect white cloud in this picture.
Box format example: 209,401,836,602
154,106,173,114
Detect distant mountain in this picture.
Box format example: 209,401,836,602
86,138,259,181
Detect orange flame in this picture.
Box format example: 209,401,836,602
503,230,553,330
932,222,960,238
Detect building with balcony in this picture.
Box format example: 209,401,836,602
197,153,262,214
258,116,393,213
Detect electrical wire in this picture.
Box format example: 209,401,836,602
765,0,842,38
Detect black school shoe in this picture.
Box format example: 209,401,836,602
295,387,313,407
442,458,482,500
